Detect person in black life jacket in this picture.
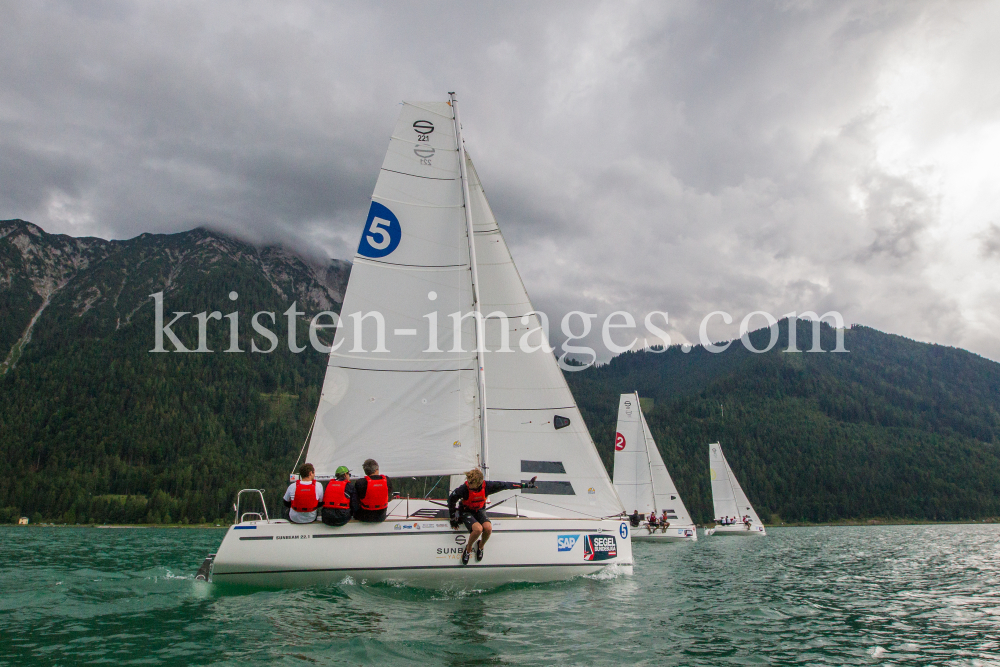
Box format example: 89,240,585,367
630,510,641,528
447,468,537,566
353,458,392,523
283,463,324,524
321,466,357,527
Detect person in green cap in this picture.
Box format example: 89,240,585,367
321,466,357,527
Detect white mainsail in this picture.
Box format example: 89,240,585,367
304,99,623,519
306,101,480,477
709,442,762,525
612,393,655,514
613,393,694,526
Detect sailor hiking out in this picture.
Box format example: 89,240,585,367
448,469,536,566
283,463,324,524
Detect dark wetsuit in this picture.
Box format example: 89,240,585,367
447,481,520,531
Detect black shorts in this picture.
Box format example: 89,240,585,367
459,508,490,531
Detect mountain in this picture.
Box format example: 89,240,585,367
566,321,1000,523
0,219,349,524
3,219,999,525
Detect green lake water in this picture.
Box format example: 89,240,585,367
1,524,998,665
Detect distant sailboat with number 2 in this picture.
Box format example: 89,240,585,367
612,393,697,542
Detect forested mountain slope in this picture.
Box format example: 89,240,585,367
0,219,349,524
566,321,1000,523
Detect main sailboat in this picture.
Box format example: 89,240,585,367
208,96,633,587
613,393,697,542
705,442,766,536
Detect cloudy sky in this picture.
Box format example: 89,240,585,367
2,1,998,361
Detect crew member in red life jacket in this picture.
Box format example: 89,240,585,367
353,459,392,523
661,509,671,533
283,463,324,524
321,465,357,527
647,510,659,533
447,468,537,566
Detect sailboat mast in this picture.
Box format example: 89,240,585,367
449,92,490,476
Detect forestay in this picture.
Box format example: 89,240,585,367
466,155,623,519
306,102,481,478
709,443,762,525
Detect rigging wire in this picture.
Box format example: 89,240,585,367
290,411,318,476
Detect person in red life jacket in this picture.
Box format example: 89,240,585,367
283,463,324,524
353,458,392,523
646,510,658,534
447,468,537,566
321,465,357,527
660,509,671,533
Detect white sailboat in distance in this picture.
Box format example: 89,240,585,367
705,442,766,536
207,95,633,587
613,393,697,542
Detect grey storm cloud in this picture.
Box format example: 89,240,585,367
1,1,998,360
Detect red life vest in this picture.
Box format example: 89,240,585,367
359,475,388,511
462,483,487,511
323,479,350,510
291,480,318,513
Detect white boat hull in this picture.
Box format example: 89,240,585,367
211,503,634,588
631,524,698,542
707,524,766,536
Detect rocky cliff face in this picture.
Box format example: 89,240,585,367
0,219,351,372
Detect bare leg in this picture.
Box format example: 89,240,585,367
466,522,483,554
478,521,493,549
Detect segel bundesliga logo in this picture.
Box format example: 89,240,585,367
583,535,617,561
556,535,580,552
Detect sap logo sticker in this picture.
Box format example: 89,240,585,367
557,535,580,552
357,202,401,258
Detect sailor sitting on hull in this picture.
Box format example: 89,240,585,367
321,466,357,527
646,511,658,534
448,469,537,566
660,510,671,533
353,459,391,523
284,463,324,524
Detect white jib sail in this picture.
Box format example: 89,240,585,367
464,154,624,519
306,101,481,478
709,443,761,524
639,403,694,527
